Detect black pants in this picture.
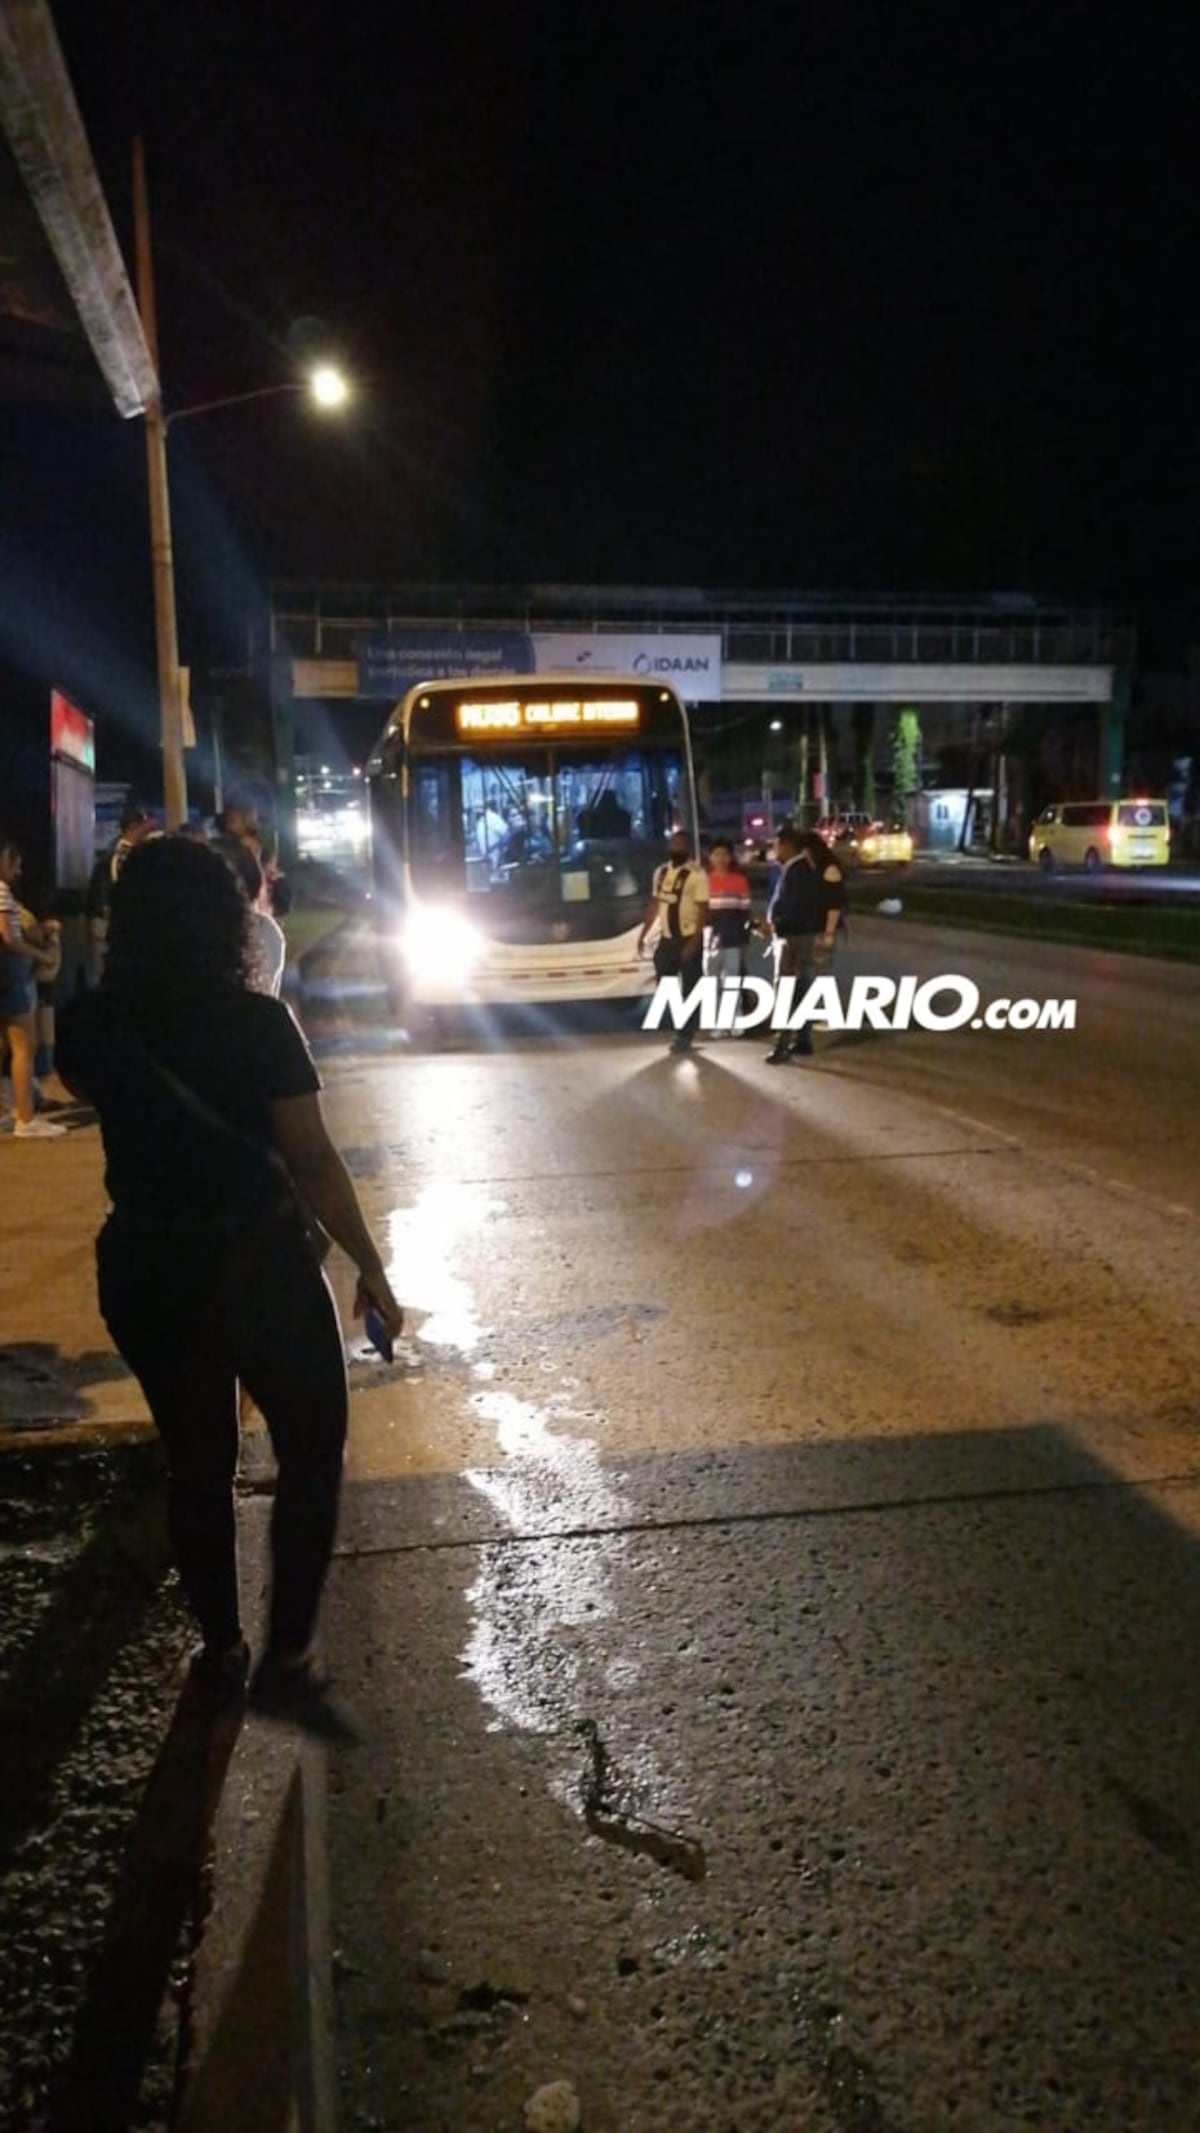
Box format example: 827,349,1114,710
770,935,834,1055
653,936,704,1048
98,1206,348,1655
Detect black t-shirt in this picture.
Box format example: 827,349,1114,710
57,986,320,1223
770,854,846,938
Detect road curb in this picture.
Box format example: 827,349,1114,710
175,1504,339,2133
176,1741,338,2133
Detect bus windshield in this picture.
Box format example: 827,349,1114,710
408,744,689,918
367,677,698,1000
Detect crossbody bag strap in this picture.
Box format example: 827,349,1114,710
143,1052,290,1184
136,1047,331,1258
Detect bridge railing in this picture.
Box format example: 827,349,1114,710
268,593,1135,671
721,620,1134,665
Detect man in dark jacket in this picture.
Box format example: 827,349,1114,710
765,825,846,1063
85,806,154,986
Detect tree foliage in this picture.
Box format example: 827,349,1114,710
891,707,922,816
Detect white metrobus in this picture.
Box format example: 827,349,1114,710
366,675,699,1006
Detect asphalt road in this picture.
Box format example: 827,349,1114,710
305,918,1200,2131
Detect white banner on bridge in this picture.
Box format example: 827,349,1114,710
725,662,1114,703
532,633,723,700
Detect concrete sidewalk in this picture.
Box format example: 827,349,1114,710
0,1103,151,1445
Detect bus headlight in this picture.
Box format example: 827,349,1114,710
403,909,485,984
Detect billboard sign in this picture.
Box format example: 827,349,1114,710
356,630,535,697
50,689,95,771
532,633,723,700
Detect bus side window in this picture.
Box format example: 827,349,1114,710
647,753,681,839
411,762,457,873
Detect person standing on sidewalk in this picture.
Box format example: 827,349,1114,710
0,837,67,1140
636,829,709,1054
764,825,846,1064
213,832,287,997
85,805,155,987
704,839,753,1033
30,908,64,1087
57,836,403,1729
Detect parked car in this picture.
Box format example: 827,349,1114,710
854,821,914,867
819,815,913,867
1027,798,1169,872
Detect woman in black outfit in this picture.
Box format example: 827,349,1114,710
58,837,403,1725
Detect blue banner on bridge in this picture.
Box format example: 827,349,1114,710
356,630,535,697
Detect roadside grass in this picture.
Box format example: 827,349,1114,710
849,881,1200,963
281,903,346,963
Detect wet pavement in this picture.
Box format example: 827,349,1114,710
328,1445,1200,2132
304,922,1200,2130
4,917,1200,2128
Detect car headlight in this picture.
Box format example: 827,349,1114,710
402,908,485,984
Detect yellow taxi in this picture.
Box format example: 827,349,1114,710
832,818,913,867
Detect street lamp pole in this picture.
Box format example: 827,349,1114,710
127,149,350,836
132,137,188,830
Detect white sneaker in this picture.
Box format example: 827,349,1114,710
13,1115,68,1139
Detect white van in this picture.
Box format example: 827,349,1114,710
1028,798,1170,872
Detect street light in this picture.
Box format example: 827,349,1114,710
140,358,351,830
163,363,352,432
310,364,349,410
148,360,352,829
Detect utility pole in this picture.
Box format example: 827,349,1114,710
798,709,810,824
131,138,187,828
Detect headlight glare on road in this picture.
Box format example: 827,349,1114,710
403,908,485,985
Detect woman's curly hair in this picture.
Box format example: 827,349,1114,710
103,834,260,1001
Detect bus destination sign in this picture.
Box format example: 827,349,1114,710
455,698,641,735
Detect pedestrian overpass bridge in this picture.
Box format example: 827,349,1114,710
267,583,1133,796
272,583,1130,705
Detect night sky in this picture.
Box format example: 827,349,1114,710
3,0,1200,770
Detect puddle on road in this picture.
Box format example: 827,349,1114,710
383,1185,507,1354
458,1383,694,1844
380,1178,682,1832
383,1196,632,1759
461,1386,626,1740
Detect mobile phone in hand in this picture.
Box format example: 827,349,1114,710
362,1300,395,1364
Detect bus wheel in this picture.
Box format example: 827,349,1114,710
1083,847,1102,873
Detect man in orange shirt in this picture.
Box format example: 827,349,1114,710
705,840,753,1033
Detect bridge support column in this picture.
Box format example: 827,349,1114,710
270,655,297,870
1098,671,1129,797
